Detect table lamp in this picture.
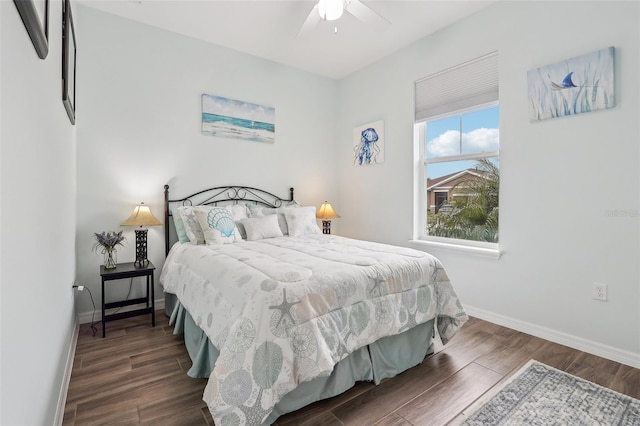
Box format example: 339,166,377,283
122,202,162,267
316,201,340,234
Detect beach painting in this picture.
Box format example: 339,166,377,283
201,94,275,143
527,47,615,121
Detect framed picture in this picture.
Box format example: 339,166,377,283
14,0,49,59
201,94,275,143
353,120,385,165
62,0,76,125
527,47,615,121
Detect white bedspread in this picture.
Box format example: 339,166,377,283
160,234,467,425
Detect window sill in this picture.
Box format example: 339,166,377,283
408,239,501,259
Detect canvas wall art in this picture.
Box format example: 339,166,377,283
527,47,615,121
201,94,275,143
353,120,384,165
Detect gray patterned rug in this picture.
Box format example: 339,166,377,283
459,360,640,425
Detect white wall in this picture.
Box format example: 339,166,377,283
1,1,78,424
74,6,339,315
337,1,640,365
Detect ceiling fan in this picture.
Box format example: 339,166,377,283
298,0,391,37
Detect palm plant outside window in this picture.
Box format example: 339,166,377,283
424,106,499,243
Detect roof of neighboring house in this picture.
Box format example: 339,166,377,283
427,168,486,191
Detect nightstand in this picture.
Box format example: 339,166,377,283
100,261,156,337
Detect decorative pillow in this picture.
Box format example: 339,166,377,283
230,204,250,239
194,206,242,245
172,208,190,243
247,206,288,235
281,200,300,208
176,206,205,244
241,215,284,241
283,206,321,237
247,205,274,217
229,204,249,221
247,201,300,235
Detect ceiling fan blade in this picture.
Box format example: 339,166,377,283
298,4,321,38
345,0,391,31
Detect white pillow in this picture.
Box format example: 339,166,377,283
241,215,284,241
194,206,242,245
283,206,321,237
229,204,249,221
177,206,205,244
229,204,250,239
172,208,191,243
247,205,290,235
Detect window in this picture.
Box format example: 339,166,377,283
414,52,499,249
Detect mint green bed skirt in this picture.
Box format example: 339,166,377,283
167,295,435,425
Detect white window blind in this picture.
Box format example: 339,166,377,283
415,51,499,122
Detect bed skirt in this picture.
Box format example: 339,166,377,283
166,292,435,425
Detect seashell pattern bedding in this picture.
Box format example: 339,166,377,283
160,234,468,425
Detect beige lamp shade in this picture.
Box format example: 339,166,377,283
316,202,340,220
121,203,162,227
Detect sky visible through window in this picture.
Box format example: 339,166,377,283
426,105,499,179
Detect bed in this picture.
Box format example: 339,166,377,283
159,184,468,425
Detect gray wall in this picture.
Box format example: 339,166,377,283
336,1,640,364
1,1,78,424
74,6,339,316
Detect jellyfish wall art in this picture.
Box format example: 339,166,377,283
353,120,385,165
527,47,614,121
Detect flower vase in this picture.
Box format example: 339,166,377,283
104,248,117,269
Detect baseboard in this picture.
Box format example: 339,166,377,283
54,319,80,426
464,304,640,369
77,297,165,324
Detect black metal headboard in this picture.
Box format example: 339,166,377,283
164,184,294,255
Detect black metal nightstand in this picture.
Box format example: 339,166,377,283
100,261,155,337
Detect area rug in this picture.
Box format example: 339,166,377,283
458,359,640,425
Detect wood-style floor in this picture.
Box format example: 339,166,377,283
63,311,640,425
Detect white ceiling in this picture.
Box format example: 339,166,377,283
79,0,497,80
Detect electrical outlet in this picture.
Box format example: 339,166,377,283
593,282,607,301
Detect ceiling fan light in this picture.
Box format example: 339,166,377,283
318,0,344,21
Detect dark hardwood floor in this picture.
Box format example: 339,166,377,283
63,311,640,425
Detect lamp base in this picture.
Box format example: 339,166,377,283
322,220,331,235
134,228,150,267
